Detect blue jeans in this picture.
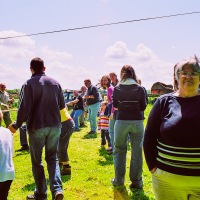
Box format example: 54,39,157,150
88,102,100,132
70,109,83,130
109,118,115,150
113,120,144,186
28,127,63,199
58,119,74,162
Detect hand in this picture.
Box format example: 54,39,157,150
150,167,157,174
8,124,17,133
109,113,113,119
2,103,9,109
10,98,15,103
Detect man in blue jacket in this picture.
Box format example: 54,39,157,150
9,57,64,200
84,79,101,134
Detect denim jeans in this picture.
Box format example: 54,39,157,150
28,127,63,199
58,119,74,162
113,120,144,186
88,102,100,132
70,109,83,130
109,118,115,149
152,168,200,200
19,124,28,146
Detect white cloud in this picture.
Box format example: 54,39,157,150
0,31,35,61
105,41,131,59
0,33,175,91
104,41,174,89
0,30,35,48
40,46,73,61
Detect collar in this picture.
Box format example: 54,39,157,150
120,78,137,85
31,72,45,78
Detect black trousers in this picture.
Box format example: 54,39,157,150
101,130,111,147
0,180,13,200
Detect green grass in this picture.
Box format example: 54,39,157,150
5,104,155,200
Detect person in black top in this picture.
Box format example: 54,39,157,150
67,90,84,131
111,65,147,188
84,79,101,134
9,57,64,200
143,55,200,200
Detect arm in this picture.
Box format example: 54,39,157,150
9,84,32,132
139,87,148,111
67,98,79,106
83,95,94,99
143,98,161,172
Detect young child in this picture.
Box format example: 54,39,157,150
98,101,112,154
0,109,15,199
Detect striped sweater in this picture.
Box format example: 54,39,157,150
98,112,109,131
143,93,200,176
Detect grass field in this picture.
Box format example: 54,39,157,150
5,104,155,200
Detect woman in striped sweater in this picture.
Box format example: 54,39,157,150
143,55,200,200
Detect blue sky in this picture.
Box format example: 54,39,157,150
0,0,200,90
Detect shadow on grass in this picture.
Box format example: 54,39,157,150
14,151,30,157
22,182,35,192
61,175,71,183
129,188,151,200
98,148,113,166
113,186,151,200
82,133,97,139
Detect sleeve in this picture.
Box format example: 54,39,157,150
143,98,161,171
12,84,32,130
92,86,100,99
59,87,65,110
112,88,118,109
107,86,114,103
139,87,147,111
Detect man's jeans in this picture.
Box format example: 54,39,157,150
70,109,83,130
113,120,144,186
28,127,63,199
88,102,100,132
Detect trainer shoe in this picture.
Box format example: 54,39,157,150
17,145,29,152
55,191,64,200
60,164,71,175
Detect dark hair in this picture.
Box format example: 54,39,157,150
100,75,111,88
84,79,91,83
30,57,44,73
173,64,179,91
120,65,137,82
109,72,117,77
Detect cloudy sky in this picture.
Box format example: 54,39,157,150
0,0,200,90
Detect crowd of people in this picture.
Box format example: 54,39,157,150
0,55,200,200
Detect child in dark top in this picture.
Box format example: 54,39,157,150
98,101,112,154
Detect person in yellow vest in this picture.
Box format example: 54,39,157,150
58,106,75,175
